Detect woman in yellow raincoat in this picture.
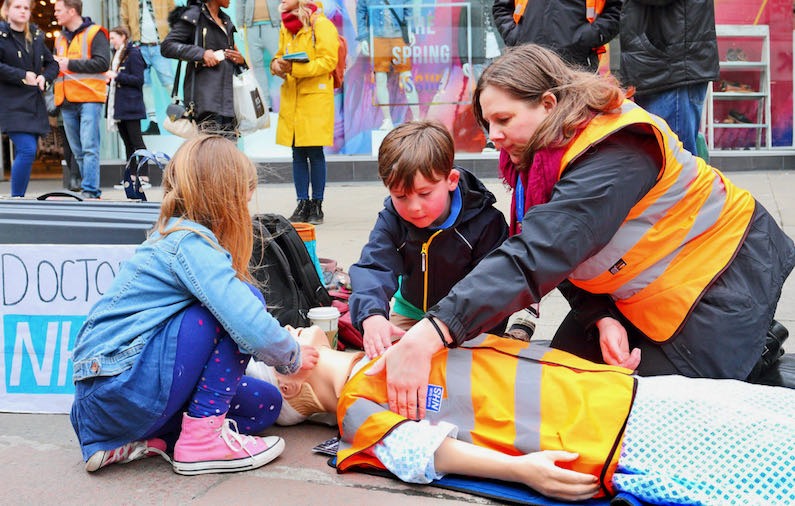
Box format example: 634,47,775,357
271,0,338,225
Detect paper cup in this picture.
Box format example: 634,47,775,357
308,306,340,349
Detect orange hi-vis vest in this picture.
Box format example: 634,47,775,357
54,24,108,106
562,101,756,343
337,335,637,497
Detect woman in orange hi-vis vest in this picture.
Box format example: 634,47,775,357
367,44,794,421
244,326,795,504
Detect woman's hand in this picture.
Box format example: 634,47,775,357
104,70,118,83
224,48,245,65
203,49,220,67
24,71,38,86
362,314,407,359
596,316,641,370
366,317,446,419
509,451,599,501
271,58,291,78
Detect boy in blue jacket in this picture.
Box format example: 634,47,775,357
350,121,510,359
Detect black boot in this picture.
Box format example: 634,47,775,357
307,199,324,225
142,121,161,136
289,200,310,222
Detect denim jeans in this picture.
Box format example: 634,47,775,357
7,132,38,197
139,44,174,122
244,23,282,110
292,146,326,200
61,101,103,196
634,83,708,157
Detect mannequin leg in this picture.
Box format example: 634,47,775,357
398,70,421,121
374,72,393,130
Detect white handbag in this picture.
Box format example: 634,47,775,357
233,67,269,136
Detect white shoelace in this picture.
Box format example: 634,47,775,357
218,418,259,457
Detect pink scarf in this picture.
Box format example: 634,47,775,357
499,146,566,235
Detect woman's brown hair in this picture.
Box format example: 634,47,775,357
109,25,131,62
155,135,257,280
473,44,632,167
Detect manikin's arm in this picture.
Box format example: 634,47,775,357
434,439,600,502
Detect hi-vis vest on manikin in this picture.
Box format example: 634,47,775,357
337,335,636,497
563,101,756,342
53,24,108,106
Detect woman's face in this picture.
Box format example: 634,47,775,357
109,31,126,51
280,0,299,12
7,0,32,26
479,85,556,164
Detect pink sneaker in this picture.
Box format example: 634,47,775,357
85,438,169,472
172,413,285,475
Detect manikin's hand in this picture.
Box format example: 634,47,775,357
362,314,407,359
462,62,471,79
408,31,416,46
510,451,599,501
366,316,446,419
359,40,369,57
596,316,641,370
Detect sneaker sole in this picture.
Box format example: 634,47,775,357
85,450,109,472
172,437,285,475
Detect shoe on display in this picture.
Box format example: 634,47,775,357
729,109,753,123
719,80,754,93
142,122,161,136
726,47,748,61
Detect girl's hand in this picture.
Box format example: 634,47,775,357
297,344,319,373
596,316,640,370
224,48,244,65
203,49,219,67
272,58,292,77
24,71,38,86
35,74,46,90
362,314,407,359
509,451,599,501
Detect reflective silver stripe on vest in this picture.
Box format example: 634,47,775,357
568,104,728,301
612,174,725,300
586,6,596,18
429,348,475,443
338,397,390,453
513,352,542,453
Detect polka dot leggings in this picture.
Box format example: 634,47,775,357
141,286,282,441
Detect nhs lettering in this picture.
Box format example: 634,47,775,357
0,245,136,413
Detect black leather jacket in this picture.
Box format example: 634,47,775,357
620,0,720,95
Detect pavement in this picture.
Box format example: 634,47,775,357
1,170,794,505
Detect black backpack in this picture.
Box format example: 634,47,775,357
250,214,331,327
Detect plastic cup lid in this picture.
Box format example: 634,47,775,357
307,306,340,319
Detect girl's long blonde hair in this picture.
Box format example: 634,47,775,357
280,0,318,28
473,44,632,167
1,0,34,43
155,135,257,280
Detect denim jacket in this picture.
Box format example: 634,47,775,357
356,0,410,41
71,217,301,382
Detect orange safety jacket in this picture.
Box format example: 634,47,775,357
513,0,607,54
53,24,108,106
336,335,637,497
562,101,756,342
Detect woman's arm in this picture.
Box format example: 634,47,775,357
0,45,29,84
40,43,59,83
289,19,338,79
161,19,206,62
114,48,146,88
435,439,599,502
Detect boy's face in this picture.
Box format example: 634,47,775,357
389,169,460,229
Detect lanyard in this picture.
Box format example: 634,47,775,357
515,177,525,223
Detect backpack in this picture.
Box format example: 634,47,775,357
311,20,347,89
250,214,332,327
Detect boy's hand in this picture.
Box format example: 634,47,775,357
362,314,407,359
297,344,319,374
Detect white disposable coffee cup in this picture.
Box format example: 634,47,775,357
308,306,341,349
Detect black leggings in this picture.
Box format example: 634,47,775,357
551,309,679,376
118,119,148,177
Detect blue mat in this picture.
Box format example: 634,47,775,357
327,456,647,505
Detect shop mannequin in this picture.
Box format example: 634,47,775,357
120,0,175,135
356,0,420,130
237,0,282,111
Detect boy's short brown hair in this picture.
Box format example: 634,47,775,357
378,121,454,192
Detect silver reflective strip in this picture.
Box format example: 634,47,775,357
516,342,550,361
612,174,726,300
570,107,701,281
431,349,475,443
339,397,388,450
586,6,596,18
81,29,89,56
464,334,489,348
513,353,542,453
62,73,106,81
514,3,522,14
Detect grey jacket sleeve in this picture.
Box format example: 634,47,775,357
429,130,660,345
68,30,109,73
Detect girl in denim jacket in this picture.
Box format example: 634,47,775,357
70,135,319,475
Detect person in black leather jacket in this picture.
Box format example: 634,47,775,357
492,0,621,72
349,121,509,359
620,0,719,156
